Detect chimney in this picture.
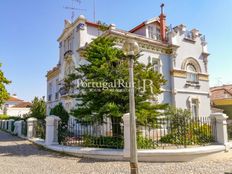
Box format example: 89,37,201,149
159,3,166,42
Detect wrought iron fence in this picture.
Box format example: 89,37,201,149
35,120,46,139
136,116,215,149
21,121,27,137
61,117,124,149
11,121,15,132
227,119,232,140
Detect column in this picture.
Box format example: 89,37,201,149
45,115,61,145
27,117,38,139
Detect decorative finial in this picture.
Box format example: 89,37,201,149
160,3,164,14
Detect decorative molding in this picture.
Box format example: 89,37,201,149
181,57,202,73
103,29,179,55
198,73,209,81
170,69,186,78
46,67,60,81
177,90,209,95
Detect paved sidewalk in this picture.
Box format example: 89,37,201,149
0,130,232,174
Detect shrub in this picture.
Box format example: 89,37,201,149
82,135,124,149
30,97,46,119
0,115,9,120
50,103,69,143
159,106,214,146
228,123,232,140
160,122,214,145
137,132,156,149
35,120,46,139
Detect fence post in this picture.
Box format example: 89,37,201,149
1,120,3,129
14,120,23,137
123,113,130,158
45,115,60,145
210,113,229,147
27,117,38,139
8,119,14,132
4,120,7,130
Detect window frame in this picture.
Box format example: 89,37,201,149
186,63,199,84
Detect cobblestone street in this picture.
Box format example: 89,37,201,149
0,130,232,174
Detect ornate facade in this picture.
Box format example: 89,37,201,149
46,8,210,117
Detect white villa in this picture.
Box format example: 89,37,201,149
46,5,210,117
0,94,32,117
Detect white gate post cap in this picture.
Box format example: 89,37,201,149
45,115,61,123
123,113,130,121
210,113,228,120
27,117,38,122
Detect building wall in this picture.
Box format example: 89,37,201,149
47,16,211,117
170,26,210,116
47,75,60,114
6,108,31,117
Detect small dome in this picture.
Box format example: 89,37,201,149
78,15,86,20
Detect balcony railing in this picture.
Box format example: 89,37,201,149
48,94,52,101
184,31,195,41
64,50,73,58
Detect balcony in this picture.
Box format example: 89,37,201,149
48,94,52,102
55,92,59,100
64,50,73,59
59,86,75,97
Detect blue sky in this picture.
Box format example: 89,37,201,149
0,0,232,101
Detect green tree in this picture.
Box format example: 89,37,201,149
50,103,69,124
30,97,46,119
66,36,166,136
0,63,11,107
50,103,69,143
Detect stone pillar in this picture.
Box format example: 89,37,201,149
0,120,2,129
210,113,228,145
45,115,61,145
14,120,23,136
8,119,14,132
3,120,7,130
6,120,8,130
27,117,38,139
123,113,130,158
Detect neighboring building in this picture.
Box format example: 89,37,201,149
210,85,232,117
46,5,210,117
0,94,32,117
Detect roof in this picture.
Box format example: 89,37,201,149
57,15,100,42
210,85,232,100
12,102,32,108
7,96,23,102
129,17,160,33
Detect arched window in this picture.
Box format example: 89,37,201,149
186,63,198,83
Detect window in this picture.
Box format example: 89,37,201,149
186,64,198,83
191,99,199,118
65,60,75,77
48,82,52,94
48,94,52,101
64,35,73,52
148,56,160,72
148,26,161,40
156,28,161,40
55,92,59,100
152,58,160,72
148,26,155,39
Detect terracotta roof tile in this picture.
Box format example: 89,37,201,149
12,102,32,108
7,96,23,102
